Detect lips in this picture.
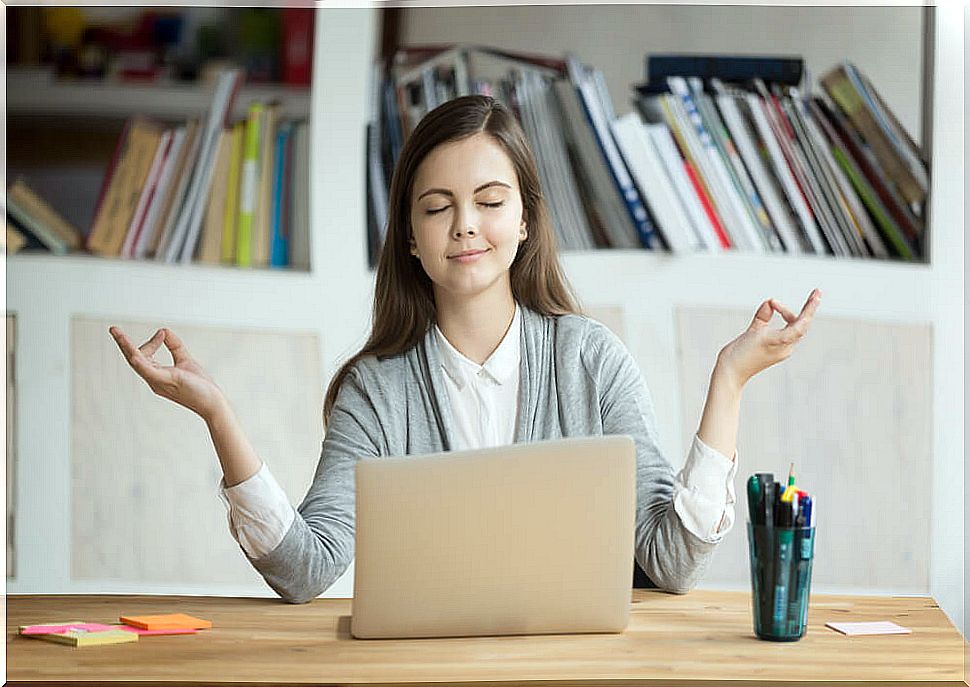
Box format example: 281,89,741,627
448,249,488,260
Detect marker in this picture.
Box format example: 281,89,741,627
772,494,796,636
747,475,762,525
789,494,815,636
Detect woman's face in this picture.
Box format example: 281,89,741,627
408,132,527,302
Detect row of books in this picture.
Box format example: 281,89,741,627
365,46,929,265
8,69,311,270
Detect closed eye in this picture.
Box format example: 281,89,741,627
425,201,504,215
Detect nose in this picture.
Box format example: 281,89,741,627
452,211,478,239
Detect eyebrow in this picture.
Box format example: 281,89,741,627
416,180,512,201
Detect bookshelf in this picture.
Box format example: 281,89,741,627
5,3,964,638
6,6,314,272
6,67,311,120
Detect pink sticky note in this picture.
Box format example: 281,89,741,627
21,622,116,635
825,621,912,636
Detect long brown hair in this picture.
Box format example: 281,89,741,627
324,94,582,427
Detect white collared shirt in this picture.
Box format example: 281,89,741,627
218,304,737,558
433,303,522,451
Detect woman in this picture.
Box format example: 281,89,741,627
110,94,820,604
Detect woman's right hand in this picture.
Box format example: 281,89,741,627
109,326,227,422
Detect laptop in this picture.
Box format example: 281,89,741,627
350,435,636,639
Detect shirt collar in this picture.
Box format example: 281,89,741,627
434,302,521,390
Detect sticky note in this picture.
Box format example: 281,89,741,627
119,613,212,630
825,620,912,636
28,629,139,647
20,622,116,635
113,624,199,636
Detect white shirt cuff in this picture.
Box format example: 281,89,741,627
673,433,738,544
217,461,295,559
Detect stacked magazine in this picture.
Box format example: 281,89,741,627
366,46,929,267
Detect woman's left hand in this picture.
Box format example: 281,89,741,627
716,289,822,389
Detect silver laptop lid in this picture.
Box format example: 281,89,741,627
351,435,636,639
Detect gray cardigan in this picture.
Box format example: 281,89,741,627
248,304,718,603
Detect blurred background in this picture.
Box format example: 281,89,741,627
4,2,964,640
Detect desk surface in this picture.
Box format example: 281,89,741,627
6,589,966,686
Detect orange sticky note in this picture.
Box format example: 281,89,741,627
119,613,212,630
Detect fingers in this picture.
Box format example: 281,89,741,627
139,329,166,358
108,326,171,386
161,328,192,365
770,299,798,324
749,300,774,328
765,289,821,345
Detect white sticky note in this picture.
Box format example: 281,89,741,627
825,621,912,636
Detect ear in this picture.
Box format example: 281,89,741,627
519,219,528,241
409,235,420,257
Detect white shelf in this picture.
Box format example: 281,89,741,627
6,69,311,120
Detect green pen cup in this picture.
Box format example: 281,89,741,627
746,523,816,641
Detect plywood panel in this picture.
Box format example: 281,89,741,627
675,306,932,591
71,317,323,587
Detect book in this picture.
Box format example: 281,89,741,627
87,116,166,257
121,128,174,259
6,179,83,253
742,91,825,254
798,95,889,259
281,8,315,87
269,121,293,267
6,221,29,254
783,90,867,257
820,63,925,214
252,100,281,267
236,102,263,267
645,123,717,251
134,125,187,260
198,129,233,264
646,54,804,88
513,67,596,251
811,97,916,259
668,76,766,252
174,68,245,264
641,94,733,249
610,113,694,253
566,54,650,249
152,118,201,259
709,79,803,254
221,121,245,264
687,77,780,252
814,92,923,248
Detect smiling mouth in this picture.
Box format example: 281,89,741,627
448,249,489,260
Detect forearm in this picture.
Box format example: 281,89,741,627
205,399,263,487
696,358,742,462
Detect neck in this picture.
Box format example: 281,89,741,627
434,283,516,365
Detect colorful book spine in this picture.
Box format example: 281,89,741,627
221,122,244,264
270,122,293,267
235,102,263,267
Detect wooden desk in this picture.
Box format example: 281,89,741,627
6,589,966,686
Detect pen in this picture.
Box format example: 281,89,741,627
747,475,761,525
772,488,798,636
789,493,814,636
